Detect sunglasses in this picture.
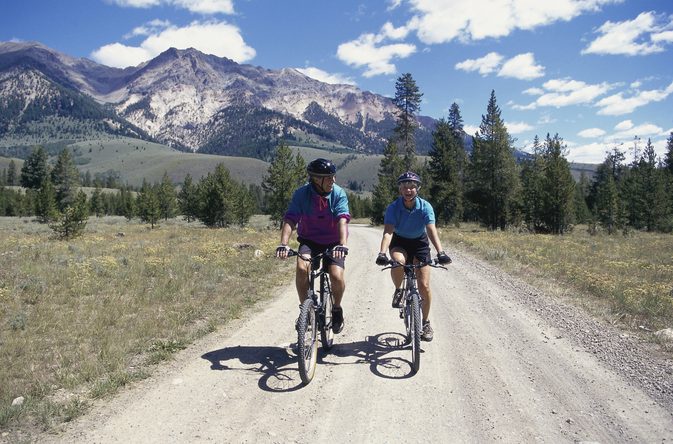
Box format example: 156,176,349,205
399,181,419,189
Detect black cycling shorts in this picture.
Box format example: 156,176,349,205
389,232,431,263
297,237,346,269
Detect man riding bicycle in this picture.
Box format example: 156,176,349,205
376,171,451,342
276,158,350,334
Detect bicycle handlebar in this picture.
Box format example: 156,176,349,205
380,259,448,271
284,247,348,261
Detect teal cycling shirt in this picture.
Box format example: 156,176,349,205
384,196,435,239
284,183,351,245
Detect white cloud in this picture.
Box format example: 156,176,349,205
578,128,606,138
380,21,415,40
582,11,670,56
497,52,544,80
91,21,255,67
505,121,533,134
91,43,152,68
611,123,664,140
406,0,619,44
455,52,544,80
455,52,503,76
514,78,613,109
296,67,356,86
387,0,403,11
614,120,633,131
110,0,234,14
336,31,416,77
652,30,673,43
464,124,480,135
566,141,610,163
567,121,670,163
595,81,673,115
523,87,544,96
123,19,172,39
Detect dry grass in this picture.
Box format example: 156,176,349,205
439,223,673,330
0,216,287,435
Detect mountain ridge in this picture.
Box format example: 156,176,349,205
0,41,436,158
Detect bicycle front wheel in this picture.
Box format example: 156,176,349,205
320,291,334,351
297,298,318,385
409,292,422,374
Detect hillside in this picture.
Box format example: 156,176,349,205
1,138,597,192
0,41,436,158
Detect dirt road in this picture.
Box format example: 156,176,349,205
44,225,673,443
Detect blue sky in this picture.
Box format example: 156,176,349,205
2,0,673,164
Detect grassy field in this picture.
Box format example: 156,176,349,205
439,224,673,331
68,138,270,187
0,215,291,436
1,217,672,437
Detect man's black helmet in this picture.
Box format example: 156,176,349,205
307,158,337,177
397,171,422,184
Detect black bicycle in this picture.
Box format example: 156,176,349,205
381,259,447,374
287,248,341,385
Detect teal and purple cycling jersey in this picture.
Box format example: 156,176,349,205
284,183,351,245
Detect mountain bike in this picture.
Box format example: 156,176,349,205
287,248,342,385
380,259,447,374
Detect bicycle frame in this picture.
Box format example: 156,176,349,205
297,250,334,334
288,248,338,385
382,259,446,374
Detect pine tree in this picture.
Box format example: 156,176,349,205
261,143,306,226
157,171,177,221
663,132,673,228
51,148,80,211
371,140,404,224
7,160,17,186
540,134,575,234
197,164,237,228
20,146,49,189
90,183,104,217
591,152,623,234
177,174,199,222
119,186,136,220
35,178,59,223
392,73,423,170
137,179,161,228
520,135,545,231
50,191,88,240
664,132,673,175
635,139,666,231
428,111,466,226
573,172,592,225
232,181,255,226
466,90,520,230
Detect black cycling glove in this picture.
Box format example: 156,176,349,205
332,245,349,256
437,251,452,264
375,253,389,266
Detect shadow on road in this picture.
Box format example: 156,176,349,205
201,332,420,392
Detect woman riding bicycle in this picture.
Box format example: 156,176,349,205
375,171,451,342
276,158,350,334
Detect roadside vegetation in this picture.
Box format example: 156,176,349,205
440,223,673,332
0,216,289,435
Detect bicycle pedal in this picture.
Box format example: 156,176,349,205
399,310,404,319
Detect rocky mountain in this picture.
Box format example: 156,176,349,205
0,41,436,159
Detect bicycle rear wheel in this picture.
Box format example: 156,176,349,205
409,292,422,373
297,298,318,385
320,290,334,351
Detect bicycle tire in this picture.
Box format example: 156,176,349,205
297,298,318,385
320,282,334,350
410,292,422,373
